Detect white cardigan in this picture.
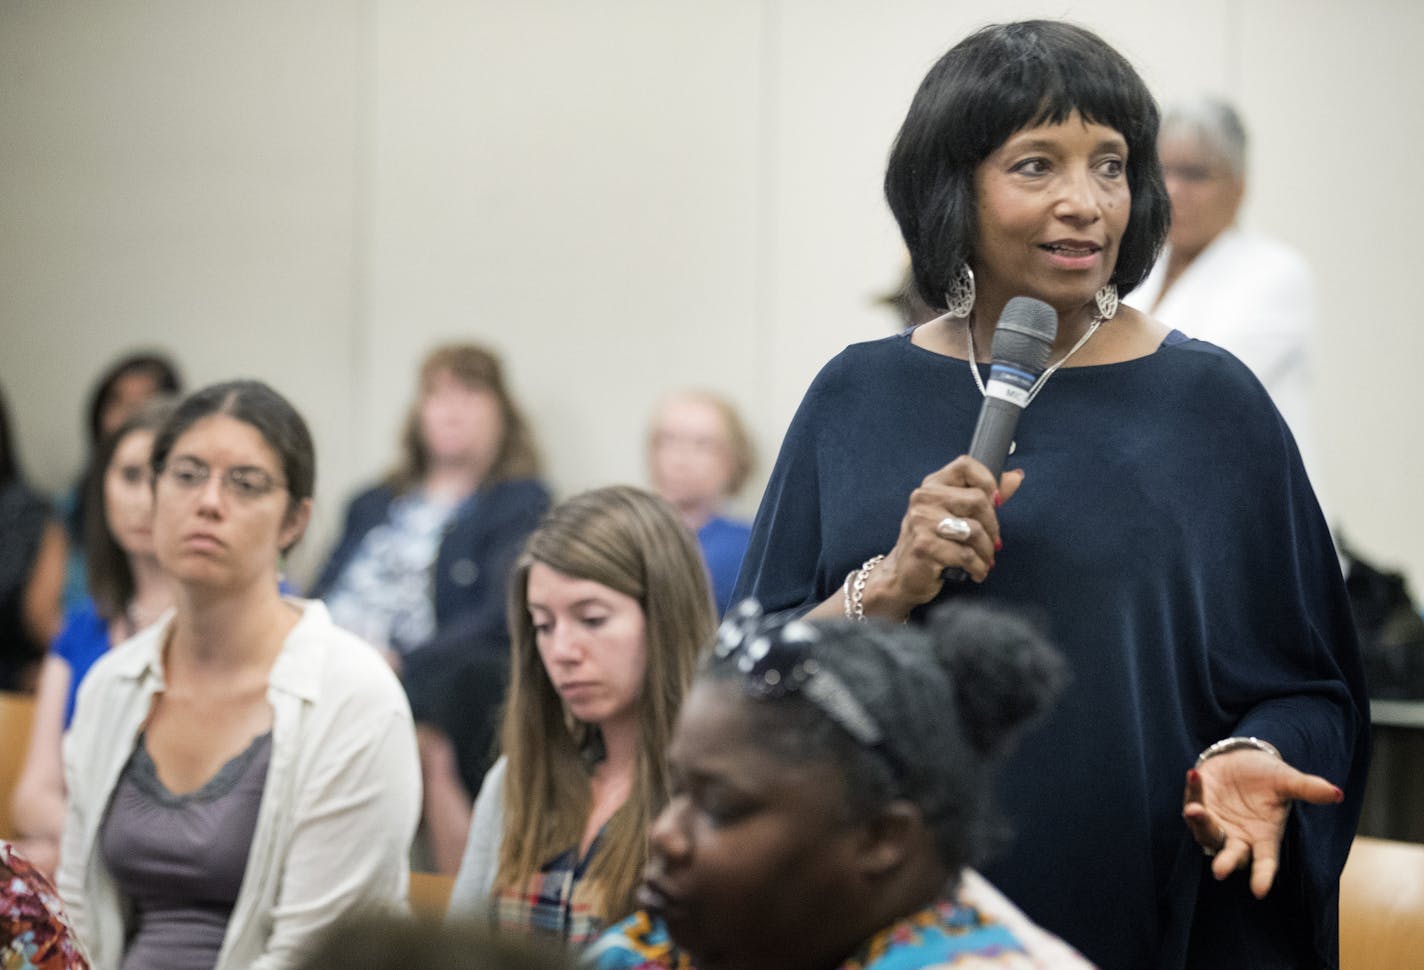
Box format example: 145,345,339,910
57,599,421,970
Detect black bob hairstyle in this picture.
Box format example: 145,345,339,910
885,20,1171,311
151,380,316,552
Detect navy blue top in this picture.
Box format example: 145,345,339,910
51,600,111,729
734,329,1368,969
697,515,752,618
311,476,550,793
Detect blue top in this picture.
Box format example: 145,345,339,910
52,601,112,729
733,328,1368,969
696,515,752,618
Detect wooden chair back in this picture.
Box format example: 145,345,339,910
0,690,37,839
409,870,455,919
1340,835,1424,969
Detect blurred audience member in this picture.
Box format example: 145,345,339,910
648,391,754,616
58,381,420,970
59,353,182,609
449,486,715,948
311,344,549,873
1,840,90,970
589,601,1088,970
10,399,176,877
1124,98,1327,513
0,384,66,692
298,915,574,970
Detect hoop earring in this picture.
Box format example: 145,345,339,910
944,264,975,319
1095,282,1119,320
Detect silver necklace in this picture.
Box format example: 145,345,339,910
965,311,1109,405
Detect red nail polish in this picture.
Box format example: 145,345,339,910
1187,769,1201,785
994,537,1003,552
1333,786,1345,803
993,490,1003,508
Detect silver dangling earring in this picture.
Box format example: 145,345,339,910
944,264,975,319
1095,282,1119,321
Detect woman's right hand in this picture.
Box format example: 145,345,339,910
864,456,1024,619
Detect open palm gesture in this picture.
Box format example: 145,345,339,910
1182,749,1344,898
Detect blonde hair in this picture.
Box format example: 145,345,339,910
387,343,540,492
648,390,756,498
495,485,715,924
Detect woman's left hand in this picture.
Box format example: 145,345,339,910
1181,750,1344,898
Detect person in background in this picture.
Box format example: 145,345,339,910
10,399,177,878
60,353,182,610
58,380,420,970
734,21,1364,968
310,343,550,874
0,384,66,692
449,486,716,949
590,601,1091,970
1122,98,1327,515
647,391,754,617
297,915,574,970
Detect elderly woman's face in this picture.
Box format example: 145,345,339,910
1159,130,1243,257
973,111,1130,317
640,681,870,970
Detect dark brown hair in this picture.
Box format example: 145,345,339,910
85,397,176,622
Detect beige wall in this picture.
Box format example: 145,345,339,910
2,1,1420,590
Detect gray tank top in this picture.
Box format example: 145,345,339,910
99,730,272,970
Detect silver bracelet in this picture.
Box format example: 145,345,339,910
1195,736,1282,768
845,554,886,622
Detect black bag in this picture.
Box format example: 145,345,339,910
1343,541,1424,700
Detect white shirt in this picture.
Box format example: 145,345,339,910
57,599,421,970
1126,227,1329,520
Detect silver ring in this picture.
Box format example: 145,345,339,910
935,515,972,542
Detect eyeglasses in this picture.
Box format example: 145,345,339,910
158,456,285,501
713,600,885,748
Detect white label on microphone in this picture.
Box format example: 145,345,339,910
986,378,1030,407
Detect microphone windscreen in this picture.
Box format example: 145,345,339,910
989,297,1059,375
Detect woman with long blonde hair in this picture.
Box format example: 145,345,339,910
449,485,715,946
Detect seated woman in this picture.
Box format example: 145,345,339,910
646,391,755,617
59,351,183,611
448,485,716,948
0,383,67,691
10,398,176,877
310,343,549,872
589,601,1091,970
58,380,421,970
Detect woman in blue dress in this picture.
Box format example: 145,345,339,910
733,20,1367,969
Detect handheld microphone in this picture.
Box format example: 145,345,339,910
944,296,1058,582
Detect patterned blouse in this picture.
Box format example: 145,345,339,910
587,898,1050,970
1,841,90,970
492,837,607,947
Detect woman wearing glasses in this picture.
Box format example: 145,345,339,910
57,381,421,970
